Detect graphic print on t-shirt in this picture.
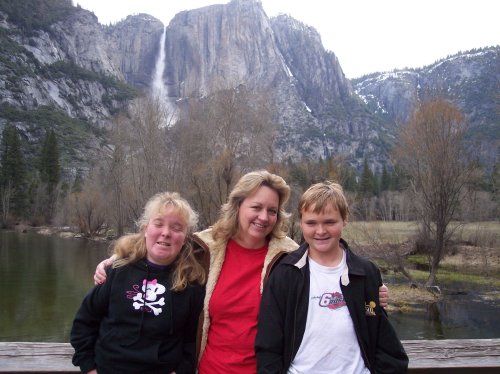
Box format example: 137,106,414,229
126,279,166,315
318,291,347,309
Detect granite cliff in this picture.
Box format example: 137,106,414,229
0,0,497,177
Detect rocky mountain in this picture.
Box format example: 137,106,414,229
0,0,498,178
353,47,499,167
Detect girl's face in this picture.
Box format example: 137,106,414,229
144,206,187,266
234,185,279,249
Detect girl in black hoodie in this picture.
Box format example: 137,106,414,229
71,192,206,374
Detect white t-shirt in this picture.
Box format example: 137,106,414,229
288,252,370,374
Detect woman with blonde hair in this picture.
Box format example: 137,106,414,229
194,170,298,373
72,192,205,374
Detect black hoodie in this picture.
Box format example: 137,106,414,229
71,260,205,374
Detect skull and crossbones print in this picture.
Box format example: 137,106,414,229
127,279,166,316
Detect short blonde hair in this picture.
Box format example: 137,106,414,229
212,170,291,242
298,181,349,220
113,192,205,290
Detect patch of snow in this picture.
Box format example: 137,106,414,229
284,63,294,78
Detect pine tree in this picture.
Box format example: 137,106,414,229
380,165,391,192
390,165,407,191
342,164,358,192
359,159,376,197
490,162,499,218
39,129,60,193
0,124,27,220
38,129,61,222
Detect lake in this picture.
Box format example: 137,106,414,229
0,230,499,342
0,230,109,342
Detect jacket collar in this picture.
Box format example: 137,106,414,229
284,238,366,277
192,227,299,293
191,227,299,360
131,259,173,274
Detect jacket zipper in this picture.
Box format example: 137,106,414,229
288,265,305,368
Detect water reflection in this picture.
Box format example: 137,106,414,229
390,291,500,340
0,231,109,342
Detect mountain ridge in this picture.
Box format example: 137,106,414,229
0,0,497,179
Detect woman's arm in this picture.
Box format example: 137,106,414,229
93,256,115,285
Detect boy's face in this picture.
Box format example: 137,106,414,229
300,203,347,259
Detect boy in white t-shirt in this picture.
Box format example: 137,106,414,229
255,182,408,373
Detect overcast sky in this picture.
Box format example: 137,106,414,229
74,0,500,78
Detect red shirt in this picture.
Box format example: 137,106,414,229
199,239,267,374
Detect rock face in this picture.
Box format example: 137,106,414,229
105,14,164,89
271,14,352,115
2,7,123,126
49,9,122,78
157,1,387,165
353,48,500,167
0,0,498,176
353,48,500,125
164,1,287,98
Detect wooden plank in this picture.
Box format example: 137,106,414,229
0,339,499,372
404,338,500,370
0,342,77,373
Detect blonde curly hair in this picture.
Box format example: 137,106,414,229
212,170,291,242
112,192,205,291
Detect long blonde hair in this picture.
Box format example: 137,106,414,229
112,192,206,290
212,170,291,242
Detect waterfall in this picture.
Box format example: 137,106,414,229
152,26,167,96
151,26,178,125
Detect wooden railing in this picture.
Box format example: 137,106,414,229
0,339,499,373
402,339,500,373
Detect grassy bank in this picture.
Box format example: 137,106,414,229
342,221,500,311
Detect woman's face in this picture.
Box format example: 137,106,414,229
144,207,187,265
234,185,279,249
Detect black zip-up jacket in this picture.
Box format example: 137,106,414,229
71,260,205,374
255,240,408,373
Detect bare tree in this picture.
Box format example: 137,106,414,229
347,221,414,282
100,94,177,229
173,86,278,226
103,115,129,236
393,99,478,286
68,178,107,237
125,95,173,201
